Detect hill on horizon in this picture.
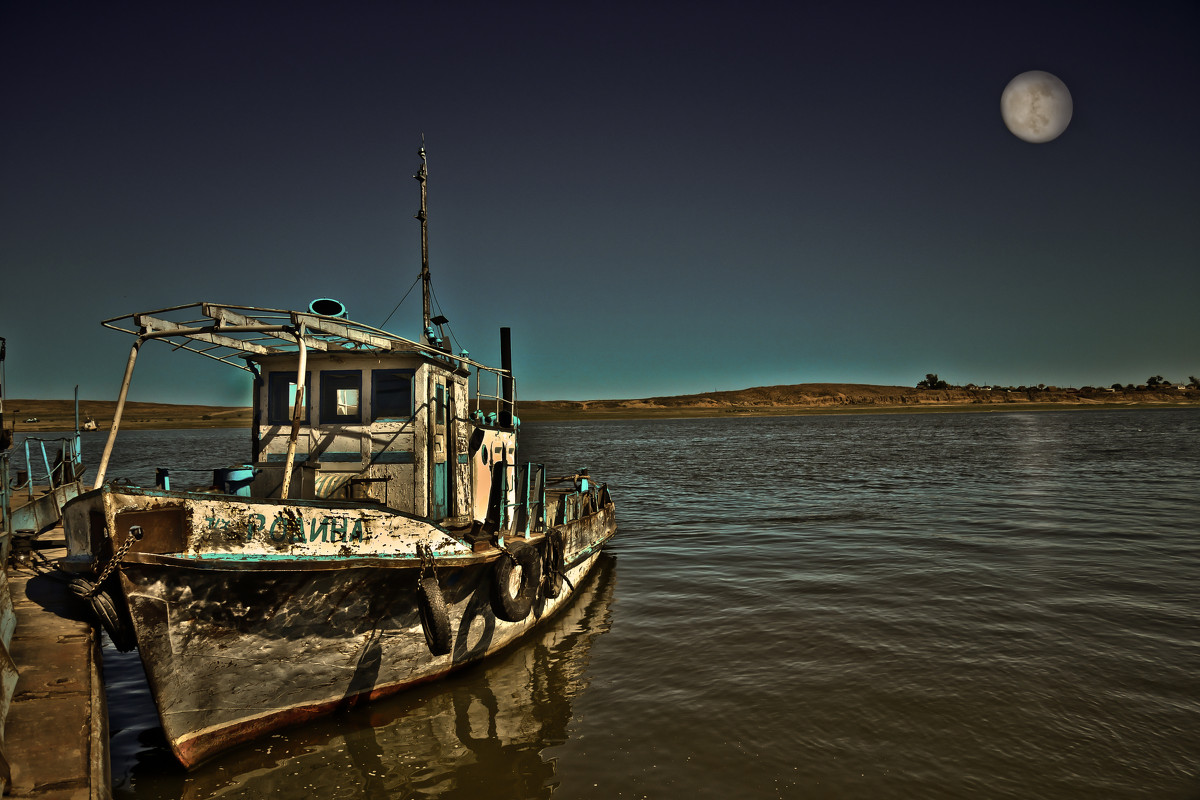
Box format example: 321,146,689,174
522,382,1199,418
5,382,1198,430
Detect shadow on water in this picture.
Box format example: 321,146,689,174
109,554,619,800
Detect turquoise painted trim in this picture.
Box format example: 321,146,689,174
372,451,415,464
432,460,448,518
457,454,469,464
265,453,309,462
567,536,613,569
195,552,429,562
316,452,362,462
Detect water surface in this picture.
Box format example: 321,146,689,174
69,409,1200,798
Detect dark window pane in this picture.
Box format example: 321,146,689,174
268,372,309,424
373,369,413,420
321,371,362,423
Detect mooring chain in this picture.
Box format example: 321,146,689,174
89,525,144,596
417,542,438,581
499,541,515,562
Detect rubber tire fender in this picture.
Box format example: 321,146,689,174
69,577,138,652
417,575,452,656
492,540,542,622
541,529,566,600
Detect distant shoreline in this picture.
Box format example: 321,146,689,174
516,400,1200,422
517,383,1200,421
5,384,1198,431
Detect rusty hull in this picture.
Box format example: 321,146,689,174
62,484,615,768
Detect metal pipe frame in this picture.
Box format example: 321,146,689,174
94,339,142,489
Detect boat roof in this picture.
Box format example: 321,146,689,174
102,302,489,374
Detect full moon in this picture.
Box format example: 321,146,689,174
1001,70,1073,143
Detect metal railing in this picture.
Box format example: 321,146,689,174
505,462,546,537
3,435,83,498
1,435,84,539
472,368,518,427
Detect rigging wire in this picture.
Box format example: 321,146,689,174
379,273,423,330
429,283,462,353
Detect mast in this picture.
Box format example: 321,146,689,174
415,144,431,339
0,337,9,450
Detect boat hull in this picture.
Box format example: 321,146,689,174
80,492,615,767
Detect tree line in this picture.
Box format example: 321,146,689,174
917,374,1200,391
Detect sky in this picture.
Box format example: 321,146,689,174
2,1,1197,406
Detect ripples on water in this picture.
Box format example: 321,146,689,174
67,409,1199,798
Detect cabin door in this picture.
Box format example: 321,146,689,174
431,382,449,519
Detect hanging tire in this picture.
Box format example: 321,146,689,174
69,577,138,652
417,575,452,656
492,540,542,622
541,529,566,599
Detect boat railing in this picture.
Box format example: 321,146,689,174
2,434,84,501
543,475,607,525
1,434,85,546
504,462,546,538
472,368,518,427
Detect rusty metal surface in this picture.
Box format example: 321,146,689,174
59,473,615,768
66,485,472,563
113,498,615,768
113,507,186,554
165,553,618,797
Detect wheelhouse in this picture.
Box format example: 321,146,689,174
93,301,519,529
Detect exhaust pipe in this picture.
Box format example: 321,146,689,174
309,298,348,319
500,327,513,428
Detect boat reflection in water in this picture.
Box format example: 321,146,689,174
117,553,618,799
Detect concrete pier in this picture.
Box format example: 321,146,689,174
4,532,109,800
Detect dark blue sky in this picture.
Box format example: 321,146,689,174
3,2,1197,405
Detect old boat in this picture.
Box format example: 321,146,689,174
60,148,616,768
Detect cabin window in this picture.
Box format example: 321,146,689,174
267,372,310,424
320,371,362,423
372,369,414,420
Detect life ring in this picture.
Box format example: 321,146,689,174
491,540,542,622
541,529,566,599
416,575,452,656
69,577,138,652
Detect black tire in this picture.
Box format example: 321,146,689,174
417,575,452,656
69,577,138,652
542,529,566,599
492,540,542,622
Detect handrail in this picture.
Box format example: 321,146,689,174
503,462,545,537
1,434,84,518
12,437,81,493
472,369,518,426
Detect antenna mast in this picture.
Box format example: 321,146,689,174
0,337,8,450
415,143,431,339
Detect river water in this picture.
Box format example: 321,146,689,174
59,409,1200,798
